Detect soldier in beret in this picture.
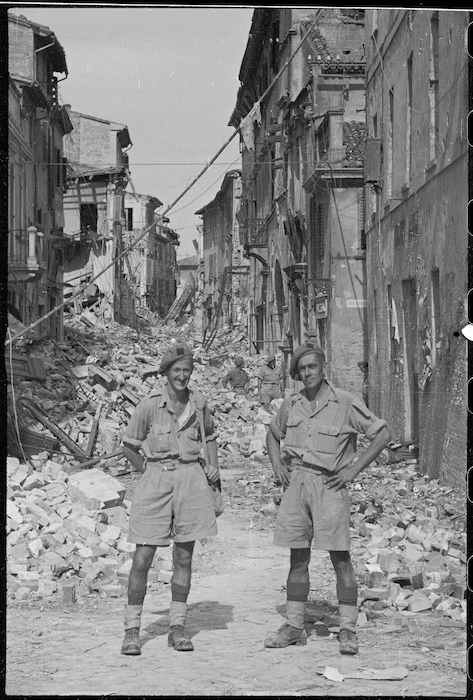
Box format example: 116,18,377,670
264,342,391,655
223,355,250,395
120,342,220,655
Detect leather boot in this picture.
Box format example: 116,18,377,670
338,603,358,654
339,628,358,655
168,625,194,651
121,627,141,655
121,603,143,655
264,623,307,648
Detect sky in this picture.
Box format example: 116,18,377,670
9,4,255,258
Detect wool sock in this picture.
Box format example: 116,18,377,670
169,601,188,628
124,604,143,631
286,581,310,629
336,584,358,632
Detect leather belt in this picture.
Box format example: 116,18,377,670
145,458,199,471
289,459,329,476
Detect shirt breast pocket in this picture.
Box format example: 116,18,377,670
316,425,341,453
147,423,172,454
285,416,305,446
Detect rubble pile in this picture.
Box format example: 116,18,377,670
350,461,466,625
6,311,465,626
7,314,277,470
7,455,136,603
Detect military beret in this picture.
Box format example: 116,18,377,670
234,355,244,367
266,354,276,364
289,343,325,380
158,342,194,375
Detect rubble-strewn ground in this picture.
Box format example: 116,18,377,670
6,459,467,697
5,311,467,696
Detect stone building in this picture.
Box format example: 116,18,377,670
363,9,468,482
229,8,367,393
195,170,249,343
8,12,73,340
62,110,135,324
122,192,179,318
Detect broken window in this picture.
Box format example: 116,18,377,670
80,203,98,234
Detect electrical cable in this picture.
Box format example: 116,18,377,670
6,14,321,346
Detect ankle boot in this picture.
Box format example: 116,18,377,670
121,627,141,655
121,604,143,656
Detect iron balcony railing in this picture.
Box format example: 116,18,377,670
240,218,268,247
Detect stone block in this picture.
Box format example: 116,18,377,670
98,583,123,598
67,468,125,509
43,460,68,482
9,464,30,486
407,591,432,612
116,538,135,553
99,525,122,546
15,586,33,601
37,579,58,598
377,553,401,574
11,541,29,561
7,500,24,525
7,457,21,476
22,473,47,491
363,587,389,601
158,569,172,584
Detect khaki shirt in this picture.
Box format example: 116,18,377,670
123,385,216,462
269,379,387,473
224,367,249,389
259,365,282,386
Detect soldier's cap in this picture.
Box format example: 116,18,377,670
234,355,244,367
289,343,325,380
266,354,276,364
158,342,194,375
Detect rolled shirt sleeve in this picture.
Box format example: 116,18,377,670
347,396,387,439
269,396,292,441
122,397,154,449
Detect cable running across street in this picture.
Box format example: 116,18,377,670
5,15,320,347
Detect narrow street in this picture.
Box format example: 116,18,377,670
6,458,466,697
6,7,469,698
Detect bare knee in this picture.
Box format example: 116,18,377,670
173,541,195,569
132,544,157,572
329,551,355,584
290,547,311,574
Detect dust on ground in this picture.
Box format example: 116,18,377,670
6,460,466,697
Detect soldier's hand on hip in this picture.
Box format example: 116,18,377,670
324,463,359,491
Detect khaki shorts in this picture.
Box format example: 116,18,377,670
128,461,217,546
274,466,350,551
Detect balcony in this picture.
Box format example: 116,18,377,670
240,218,268,248
8,226,46,282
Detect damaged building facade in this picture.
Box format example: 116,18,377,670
363,9,468,483
62,110,136,325
229,8,367,394
62,111,179,325
122,192,179,318
196,170,250,345
8,12,73,341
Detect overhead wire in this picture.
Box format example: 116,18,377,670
6,13,321,347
